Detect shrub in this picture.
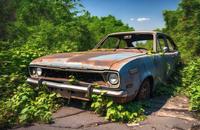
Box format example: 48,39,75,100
182,58,200,112
188,82,200,111
182,58,200,87
91,93,146,123
0,84,61,128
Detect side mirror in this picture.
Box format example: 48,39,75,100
163,47,168,53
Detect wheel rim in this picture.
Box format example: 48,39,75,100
138,80,151,100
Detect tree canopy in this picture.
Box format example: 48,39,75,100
0,0,132,52
163,0,200,59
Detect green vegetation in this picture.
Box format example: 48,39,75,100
0,85,61,128
0,0,132,128
91,93,146,123
0,0,200,128
162,0,200,117
182,59,200,112
163,0,200,59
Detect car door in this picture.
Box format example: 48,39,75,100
153,34,169,82
156,34,179,80
164,35,179,75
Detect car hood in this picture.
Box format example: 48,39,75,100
30,50,146,70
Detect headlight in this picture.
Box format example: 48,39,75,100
108,73,119,85
32,68,36,75
36,68,42,76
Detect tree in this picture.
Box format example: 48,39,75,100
163,0,200,59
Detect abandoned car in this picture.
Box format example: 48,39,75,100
27,31,179,103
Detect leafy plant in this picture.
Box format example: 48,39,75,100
0,84,61,128
68,75,78,85
182,58,200,113
155,83,180,96
187,82,200,111
91,93,146,123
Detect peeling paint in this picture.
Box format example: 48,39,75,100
27,31,179,103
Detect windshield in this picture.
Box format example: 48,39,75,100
96,33,154,51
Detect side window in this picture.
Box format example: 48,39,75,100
118,39,127,48
166,37,176,52
157,35,167,52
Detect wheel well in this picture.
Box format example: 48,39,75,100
144,76,154,96
136,76,154,100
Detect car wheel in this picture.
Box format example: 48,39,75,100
136,79,151,100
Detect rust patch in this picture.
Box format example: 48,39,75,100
31,49,146,70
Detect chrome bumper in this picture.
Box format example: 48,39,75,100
27,78,127,97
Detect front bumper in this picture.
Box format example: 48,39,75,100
27,78,127,98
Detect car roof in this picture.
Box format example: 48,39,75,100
108,31,165,36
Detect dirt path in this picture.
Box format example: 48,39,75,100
11,96,200,130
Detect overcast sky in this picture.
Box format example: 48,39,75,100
81,0,180,30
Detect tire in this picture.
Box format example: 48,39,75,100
136,79,151,100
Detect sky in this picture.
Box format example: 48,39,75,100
81,0,180,31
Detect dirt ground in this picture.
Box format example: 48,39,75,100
11,96,200,130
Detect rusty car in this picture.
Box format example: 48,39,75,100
27,31,179,103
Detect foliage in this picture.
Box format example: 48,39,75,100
182,58,200,87
68,75,78,85
187,82,200,111
91,93,146,123
0,0,17,39
162,0,200,115
0,45,51,100
163,0,200,59
0,0,133,128
78,13,133,49
0,84,61,128
155,83,181,96
181,58,200,112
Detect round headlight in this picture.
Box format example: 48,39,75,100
108,73,119,85
32,68,36,75
36,68,42,76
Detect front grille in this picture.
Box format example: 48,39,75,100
30,67,106,83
